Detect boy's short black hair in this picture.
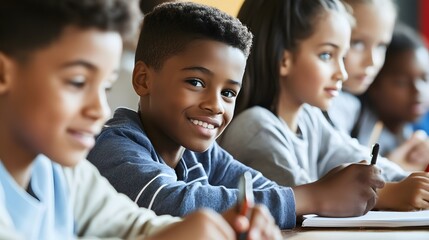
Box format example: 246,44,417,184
0,0,141,62
135,1,253,69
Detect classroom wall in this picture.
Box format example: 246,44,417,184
190,0,243,16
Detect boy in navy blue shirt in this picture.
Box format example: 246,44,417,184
88,1,384,229
0,0,281,239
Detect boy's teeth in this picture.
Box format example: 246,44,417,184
190,119,215,129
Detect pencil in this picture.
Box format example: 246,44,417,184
367,121,383,149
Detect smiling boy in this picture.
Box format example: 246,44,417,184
0,0,280,239
88,1,383,230
88,2,297,229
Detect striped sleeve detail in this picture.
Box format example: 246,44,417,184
185,176,208,185
257,180,272,189
251,172,263,183
147,184,169,210
252,172,272,189
187,163,203,172
134,173,176,203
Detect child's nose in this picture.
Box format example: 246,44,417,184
335,60,348,82
414,78,428,96
86,89,111,122
200,92,224,114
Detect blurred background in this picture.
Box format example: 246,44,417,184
109,0,428,114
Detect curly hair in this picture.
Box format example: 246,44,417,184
135,1,253,70
0,0,141,61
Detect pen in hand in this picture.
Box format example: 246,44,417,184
237,171,254,240
370,143,380,165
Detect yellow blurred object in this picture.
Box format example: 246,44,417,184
188,0,244,16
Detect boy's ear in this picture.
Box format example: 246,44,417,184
132,61,152,97
0,52,13,94
279,50,292,77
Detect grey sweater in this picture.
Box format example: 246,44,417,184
219,105,407,187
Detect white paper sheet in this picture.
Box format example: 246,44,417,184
302,210,429,228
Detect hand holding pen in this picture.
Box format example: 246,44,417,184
233,171,281,240
237,171,254,217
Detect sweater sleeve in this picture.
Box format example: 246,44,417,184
311,106,408,182
219,107,313,186
64,160,180,239
88,127,296,229
205,143,296,228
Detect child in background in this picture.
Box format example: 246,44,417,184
0,0,277,239
88,1,384,229
327,0,429,171
327,0,397,134
357,24,429,172
219,0,429,211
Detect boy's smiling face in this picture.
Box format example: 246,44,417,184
0,26,122,167
136,39,246,154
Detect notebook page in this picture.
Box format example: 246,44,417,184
302,210,429,228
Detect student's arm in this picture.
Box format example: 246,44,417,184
63,160,180,239
313,107,408,182
292,161,385,217
386,130,429,171
219,107,313,186
375,172,429,211
221,106,384,217
66,160,282,239
320,110,429,211
206,143,297,229
88,128,296,229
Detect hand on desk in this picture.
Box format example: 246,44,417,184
388,130,429,171
376,172,429,211
293,161,385,217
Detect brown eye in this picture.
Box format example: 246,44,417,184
221,89,237,98
186,79,204,87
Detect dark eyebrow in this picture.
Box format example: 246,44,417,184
319,43,339,49
182,66,212,75
181,66,242,88
59,60,97,71
227,79,241,88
